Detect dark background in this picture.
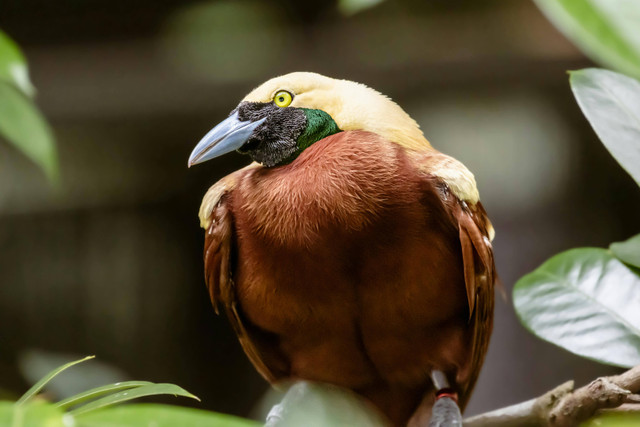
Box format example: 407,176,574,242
1,0,639,419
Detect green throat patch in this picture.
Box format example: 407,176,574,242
296,108,341,152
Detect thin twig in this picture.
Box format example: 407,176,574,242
464,364,640,427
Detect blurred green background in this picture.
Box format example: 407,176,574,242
1,0,639,420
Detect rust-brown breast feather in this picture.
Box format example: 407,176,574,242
201,130,496,425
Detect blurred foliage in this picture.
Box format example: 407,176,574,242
2,0,639,424
337,0,384,16
0,30,34,96
0,356,259,427
514,2,640,423
514,68,640,370
0,29,58,182
513,68,640,370
162,1,291,83
19,350,129,400
582,412,640,427
0,356,388,427
75,404,259,427
534,0,640,80
265,382,387,427
0,401,67,427
16,356,97,406
0,402,259,427
610,234,640,269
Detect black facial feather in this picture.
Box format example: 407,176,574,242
236,102,307,167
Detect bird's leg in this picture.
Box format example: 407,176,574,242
427,370,462,427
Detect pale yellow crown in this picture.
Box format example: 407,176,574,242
243,72,431,152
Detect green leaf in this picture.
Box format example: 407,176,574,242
582,412,640,427
0,81,58,182
16,356,95,406
55,381,153,410
75,404,259,427
337,0,384,16
513,248,640,368
610,234,640,269
0,401,67,427
533,0,640,79
570,68,640,187
265,382,387,427
0,30,35,97
69,383,199,416
19,350,129,400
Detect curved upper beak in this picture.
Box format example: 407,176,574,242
188,111,266,167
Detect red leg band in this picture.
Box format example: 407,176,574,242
435,389,458,402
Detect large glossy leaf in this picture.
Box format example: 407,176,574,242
0,81,58,182
533,0,640,79
69,383,199,415
610,234,640,269
75,404,259,427
513,248,640,368
0,30,34,97
570,68,640,187
16,356,94,406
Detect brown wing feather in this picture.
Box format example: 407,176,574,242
412,146,496,409
204,196,287,383
453,199,496,409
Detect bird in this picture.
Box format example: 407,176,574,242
188,72,496,426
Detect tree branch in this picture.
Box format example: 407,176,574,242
464,364,640,427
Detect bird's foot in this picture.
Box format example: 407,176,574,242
427,371,462,427
427,392,462,427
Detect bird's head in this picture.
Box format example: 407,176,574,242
188,72,430,168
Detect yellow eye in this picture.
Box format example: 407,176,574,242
273,90,293,108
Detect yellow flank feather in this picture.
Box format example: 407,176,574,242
242,72,481,204
410,152,480,205
199,163,261,229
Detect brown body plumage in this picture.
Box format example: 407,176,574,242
201,130,495,425
189,72,496,425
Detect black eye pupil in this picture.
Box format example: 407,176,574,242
279,97,284,102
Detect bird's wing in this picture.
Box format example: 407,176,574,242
453,198,495,409
412,151,496,409
201,165,287,383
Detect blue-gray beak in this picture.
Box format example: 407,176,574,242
188,111,266,167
